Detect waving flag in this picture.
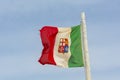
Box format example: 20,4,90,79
38,25,84,68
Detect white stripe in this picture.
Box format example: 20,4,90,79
53,27,71,68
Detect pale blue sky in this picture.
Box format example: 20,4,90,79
0,0,120,80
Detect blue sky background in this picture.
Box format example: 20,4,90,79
0,0,120,80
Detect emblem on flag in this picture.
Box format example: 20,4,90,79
58,38,69,53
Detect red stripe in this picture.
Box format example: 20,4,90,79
38,26,58,65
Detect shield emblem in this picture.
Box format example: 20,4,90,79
58,38,69,53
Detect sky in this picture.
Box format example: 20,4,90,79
0,0,120,80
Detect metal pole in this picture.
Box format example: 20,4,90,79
81,12,91,80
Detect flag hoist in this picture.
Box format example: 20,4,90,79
38,12,91,80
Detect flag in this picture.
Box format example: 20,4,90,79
38,25,84,68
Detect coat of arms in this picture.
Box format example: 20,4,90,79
58,38,69,53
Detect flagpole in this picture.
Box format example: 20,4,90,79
81,12,91,80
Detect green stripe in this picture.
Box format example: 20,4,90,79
68,25,84,67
